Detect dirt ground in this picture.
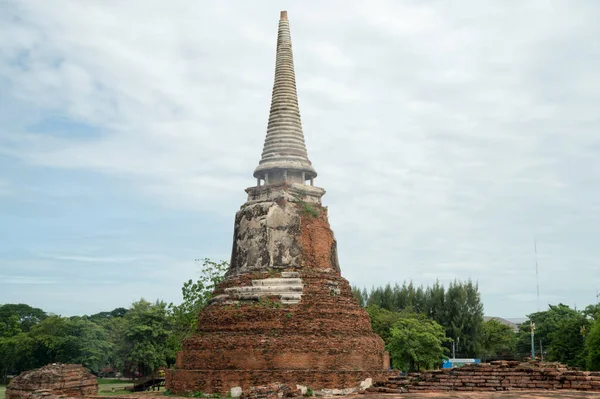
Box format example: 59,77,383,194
357,392,600,399
90,390,600,399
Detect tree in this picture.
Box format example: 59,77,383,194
89,308,128,322
584,303,600,321
366,305,402,343
442,280,484,357
516,303,588,365
66,317,112,373
481,319,516,359
119,299,173,376
586,318,600,371
84,308,129,374
169,259,228,346
26,315,111,373
357,279,484,357
0,304,47,333
425,281,445,322
0,315,21,338
387,312,450,372
547,315,589,368
0,333,34,383
352,286,366,307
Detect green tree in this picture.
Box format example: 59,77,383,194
0,304,47,333
481,319,516,359
547,315,589,368
0,333,34,383
86,308,128,374
89,307,128,322
387,312,450,372
169,259,228,346
442,280,484,357
101,315,127,373
67,317,112,373
0,315,21,338
120,299,173,376
26,315,111,373
584,303,600,321
366,305,402,343
352,286,367,307
358,279,484,357
586,318,600,371
425,281,445,322
516,303,584,363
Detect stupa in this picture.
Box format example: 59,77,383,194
166,11,389,395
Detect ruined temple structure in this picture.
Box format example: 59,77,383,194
369,361,600,393
166,11,389,396
6,364,98,399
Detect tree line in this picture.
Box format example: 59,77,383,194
0,259,227,384
1,260,600,382
353,281,600,372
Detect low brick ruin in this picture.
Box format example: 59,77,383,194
6,364,98,399
369,361,600,393
239,383,301,399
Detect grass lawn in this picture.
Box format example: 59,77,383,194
97,379,133,396
0,385,6,399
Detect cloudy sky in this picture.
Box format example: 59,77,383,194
1,0,599,318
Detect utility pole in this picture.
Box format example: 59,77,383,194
530,321,536,360
451,337,460,359
452,340,456,359
540,340,543,362
535,239,540,311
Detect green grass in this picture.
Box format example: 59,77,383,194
96,379,133,396
98,379,128,385
97,390,132,396
0,380,136,399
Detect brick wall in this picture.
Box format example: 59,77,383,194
370,361,600,393
166,369,390,395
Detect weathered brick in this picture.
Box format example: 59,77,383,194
6,364,97,399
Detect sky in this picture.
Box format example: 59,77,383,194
1,0,599,318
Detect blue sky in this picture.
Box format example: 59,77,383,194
1,0,599,317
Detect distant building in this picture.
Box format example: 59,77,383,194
484,316,520,333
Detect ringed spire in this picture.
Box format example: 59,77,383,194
253,11,317,186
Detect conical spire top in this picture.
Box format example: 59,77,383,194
253,11,317,185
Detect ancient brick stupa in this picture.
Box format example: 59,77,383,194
166,11,389,395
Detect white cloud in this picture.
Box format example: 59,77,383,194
43,254,145,263
0,181,11,196
0,276,58,285
1,0,600,316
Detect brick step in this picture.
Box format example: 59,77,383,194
251,278,302,286
226,285,303,293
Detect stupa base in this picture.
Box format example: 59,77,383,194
165,369,391,395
